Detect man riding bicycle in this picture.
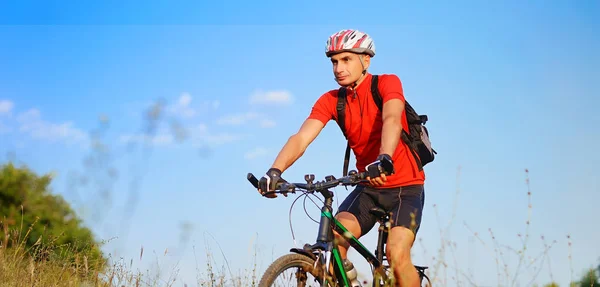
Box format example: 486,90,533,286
257,29,426,287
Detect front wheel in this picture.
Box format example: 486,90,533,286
258,253,336,287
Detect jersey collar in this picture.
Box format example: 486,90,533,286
347,73,372,98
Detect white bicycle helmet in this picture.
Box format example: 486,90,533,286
325,29,376,57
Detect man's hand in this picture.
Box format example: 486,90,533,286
258,168,285,198
365,154,395,186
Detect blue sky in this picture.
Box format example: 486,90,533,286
1,1,599,286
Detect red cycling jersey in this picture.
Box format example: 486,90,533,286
307,73,425,188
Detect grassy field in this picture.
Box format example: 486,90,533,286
0,222,592,286
0,168,595,287
0,218,257,287
0,218,586,287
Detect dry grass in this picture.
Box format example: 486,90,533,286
1,166,593,287
193,233,259,287
0,219,258,287
415,168,594,287
0,218,107,286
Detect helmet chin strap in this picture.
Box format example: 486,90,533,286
347,56,368,90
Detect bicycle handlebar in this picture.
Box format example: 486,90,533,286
247,169,373,197
247,156,394,197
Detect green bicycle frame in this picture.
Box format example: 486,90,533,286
296,188,385,287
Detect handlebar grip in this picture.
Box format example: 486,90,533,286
247,173,259,189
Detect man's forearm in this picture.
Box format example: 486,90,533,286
271,134,307,172
379,117,402,156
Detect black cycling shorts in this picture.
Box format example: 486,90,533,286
336,184,425,237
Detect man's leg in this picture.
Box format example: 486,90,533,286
386,226,419,287
334,186,377,259
334,211,362,259
384,184,425,287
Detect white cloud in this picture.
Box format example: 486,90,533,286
179,93,192,106
216,112,277,128
16,108,88,144
204,133,241,145
119,122,186,147
216,112,259,125
17,108,40,122
196,123,208,132
164,93,220,119
119,133,174,146
167,93,197,118
260,119,276,128
119,123,243,148
190,123,242,145
244,147,269,160
0,100,14,116
250,90,293,105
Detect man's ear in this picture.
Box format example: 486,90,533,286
361,54,371,70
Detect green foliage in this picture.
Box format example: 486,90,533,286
576,266,600,287
0,162,106,272
540,264,600,287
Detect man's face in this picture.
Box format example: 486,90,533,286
330,52,370,86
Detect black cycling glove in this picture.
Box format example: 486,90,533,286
258,168,285,197
365,154,395,178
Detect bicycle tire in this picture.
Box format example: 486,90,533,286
258,253,337,287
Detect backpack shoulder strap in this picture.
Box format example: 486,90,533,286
336,87,348,138
370,74,425,171
342,142,351,176
370,75,383,111
336,87,351,176
371,74,417,114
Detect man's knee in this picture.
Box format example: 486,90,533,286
385,226,415,267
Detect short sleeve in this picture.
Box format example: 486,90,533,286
307,90,336,125
378,74,405,104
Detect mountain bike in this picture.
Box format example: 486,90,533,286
247,167,432,287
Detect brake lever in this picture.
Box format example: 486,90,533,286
279,182,296,197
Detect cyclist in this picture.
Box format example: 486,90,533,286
257,29,426,287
